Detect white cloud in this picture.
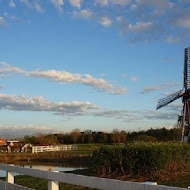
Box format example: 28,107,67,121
95,0,131,6
141,86,163,94
111,0,131,6
73,9,92,19
93,109,141,122
95,0,109,6
7,0,190,43
50,0,64,12
177,16,190,28
73,10,113,28
81,9,92,18
164,103,182,112
142,110,178,120
179,0,190,4
130,76,138,81
34,1,44,13
0,62,126,95
0,125,59,138
69,0,82,8
9,0,16,8
99,17,112,27
116,17,165,43
19,0,44,13
167,36,181,43
29,70,126,94
121,73,127,78
141,82,180,94
135,0,173,11
0,93,99,116
93,108,179,123
19,0,32,8
128,22,153,32
0,17,7,26
117,16,128,35
0,62,25,74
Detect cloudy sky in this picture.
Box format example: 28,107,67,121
0,0,189,136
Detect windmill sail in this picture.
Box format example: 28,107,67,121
156,46,190,142
156,89,183,110
184,47,190,90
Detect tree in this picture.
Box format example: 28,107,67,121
39,134,58,145
135,135,157,142
84,130,94,143
70,129,81,143
94,132,108,143
111,129,127,144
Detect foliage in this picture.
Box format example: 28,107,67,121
77,144,101,151
93,143,190,176
22,127,181,146
134,135,158,142
39,134,58,145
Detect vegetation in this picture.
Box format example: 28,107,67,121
0,127,188,188
93,143,190,176
22,127,181,146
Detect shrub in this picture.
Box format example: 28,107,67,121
92,143,190,175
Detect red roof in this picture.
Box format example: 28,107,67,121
0,139,7,146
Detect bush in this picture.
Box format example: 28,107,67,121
92,143,190,175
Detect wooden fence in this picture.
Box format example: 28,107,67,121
32,145,77,153
0,164,188,190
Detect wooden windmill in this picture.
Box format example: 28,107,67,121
156,47,190,142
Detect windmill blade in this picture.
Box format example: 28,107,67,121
184,47,190,90
156,89,183,110
181,102,187,142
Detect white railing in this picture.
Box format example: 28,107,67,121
0,164,188,190
32,145,77,153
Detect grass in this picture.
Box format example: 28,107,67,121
77,144,102,151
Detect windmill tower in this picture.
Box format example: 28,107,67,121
156,47,190,142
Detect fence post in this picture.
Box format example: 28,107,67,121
6,165,14,184
48,171,59,190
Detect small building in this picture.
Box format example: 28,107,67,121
7,140,19,147
0,139,7,146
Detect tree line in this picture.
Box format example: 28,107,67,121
22,127,181,145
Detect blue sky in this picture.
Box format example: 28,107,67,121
0,0,189,137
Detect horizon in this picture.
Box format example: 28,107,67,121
0,125,176,139
0,0,189,136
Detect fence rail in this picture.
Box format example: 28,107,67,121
0,163,188,190
32,145,77,153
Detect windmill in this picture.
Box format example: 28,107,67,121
156,47,190,142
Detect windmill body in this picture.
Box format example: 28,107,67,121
156,47,190,142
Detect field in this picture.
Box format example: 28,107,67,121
1,143,190,188
0,144,102,164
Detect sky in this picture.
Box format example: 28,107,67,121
0,0,190,137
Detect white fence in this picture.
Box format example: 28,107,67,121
0,163,188,190
32,145,77,153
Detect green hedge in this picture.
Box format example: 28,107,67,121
92,143,190,175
